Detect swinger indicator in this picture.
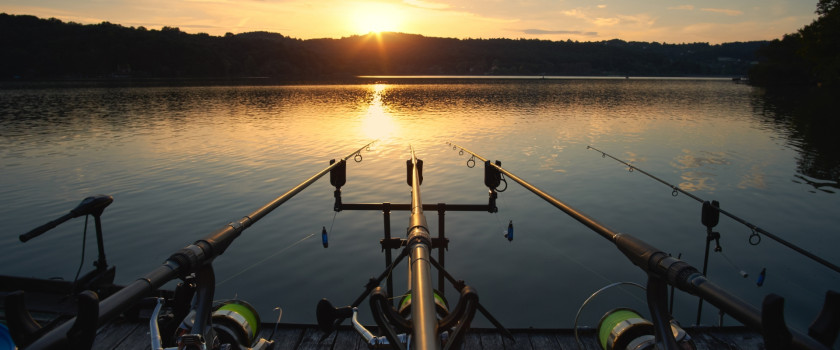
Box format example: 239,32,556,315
322,226,328,248
504,220,513,242
756,267,766,287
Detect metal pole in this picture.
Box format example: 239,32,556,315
438,203,446,296
407,146,440,350
93,214,108,270
383,202,394,304
696,227,713,326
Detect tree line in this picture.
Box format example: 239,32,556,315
1,13,765,81
749,0,839,87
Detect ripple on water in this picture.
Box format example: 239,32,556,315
1,81,838,330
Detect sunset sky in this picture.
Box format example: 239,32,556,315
1,0,820,44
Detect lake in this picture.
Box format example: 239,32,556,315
1,78,839,334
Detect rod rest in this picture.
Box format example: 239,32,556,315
405,159,423,186
438,286,479,350
370,288,409,350
5,290,99,349
68,290,99,350
5,290,42,347
762,294,792,350
809,290,840,347
330,159,346,212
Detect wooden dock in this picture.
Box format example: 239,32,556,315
92,319,764,349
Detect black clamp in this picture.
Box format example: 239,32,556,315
709,231,722,252
330,159,346,212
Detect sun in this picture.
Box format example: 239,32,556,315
352,3,403,34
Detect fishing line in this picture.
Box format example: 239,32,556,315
556,245,645,306
718,250,749,278
70,215,89,292
493,214,507,238
328,211,338,237
587,145,840,275
217,232,316,286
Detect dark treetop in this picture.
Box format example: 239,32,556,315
1,13,765,81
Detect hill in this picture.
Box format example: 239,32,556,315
1,13,765,81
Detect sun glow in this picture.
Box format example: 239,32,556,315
360,84,397,141
352,3,403,34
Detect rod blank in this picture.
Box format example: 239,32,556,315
586,145,840,275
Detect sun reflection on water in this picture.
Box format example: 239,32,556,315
359,84,398,141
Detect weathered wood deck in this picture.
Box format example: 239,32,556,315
92,319,764,349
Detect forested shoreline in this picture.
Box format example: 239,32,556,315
1,13,764,81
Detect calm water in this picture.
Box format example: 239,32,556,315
1,79,839,334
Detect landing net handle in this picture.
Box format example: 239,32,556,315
25,141,375,350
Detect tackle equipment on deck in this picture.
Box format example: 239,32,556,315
20,141,375,350
316,146,510,350
7,139,838,350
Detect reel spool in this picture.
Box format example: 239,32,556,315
597,308,695,350
211,299,262,348
398,289,450,319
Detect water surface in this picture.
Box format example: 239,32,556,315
1,79,838,334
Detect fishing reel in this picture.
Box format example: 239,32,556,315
575,282,696,350
317,285,479,350
151,299,272,350
150,275,273,350
597,308,694,350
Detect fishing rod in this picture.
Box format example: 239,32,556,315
585,145,840,275
23,141,376,350
316,146,492,350
407,145,439,350
447,141,833,350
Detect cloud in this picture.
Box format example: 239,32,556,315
403,0,450,10
597,4,607,9
560,9,584,19
700,8,743,16
617,14,656,27
593,17,620,26
523,29,598,36
668,5,694,11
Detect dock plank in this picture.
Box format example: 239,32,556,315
264,325,306,349
478,331,504,349
460,332,482,350
93,319,143,350
112,323,152,350
527,331,561,349
88,317,766,349
296,327,336,350
333,328,365,350
690,327,765,349
502,331,533,350
553,329,599,350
